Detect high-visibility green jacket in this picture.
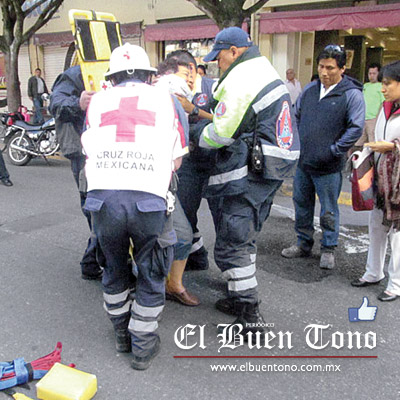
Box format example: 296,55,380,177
194,46,300,197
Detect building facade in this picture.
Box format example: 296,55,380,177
1,0,400,107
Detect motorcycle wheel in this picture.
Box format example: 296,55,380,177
7,132,33,166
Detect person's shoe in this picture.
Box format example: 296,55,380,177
81,266,103,281
281,245,311,258
351,278,382,287
377,291,399,302
115,329,131,353
131,337,161,371
219,301,266,345
320,252,335,269
185,247,209,271
1,178,13,187
215,297,238,316
166,288,200,306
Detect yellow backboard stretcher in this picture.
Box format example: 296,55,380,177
68,9,122,91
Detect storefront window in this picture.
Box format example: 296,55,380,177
0,53,6,89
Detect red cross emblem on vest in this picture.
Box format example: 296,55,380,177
100,96,156,142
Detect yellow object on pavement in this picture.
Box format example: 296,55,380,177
11,394,34,400
36,363,97,400
69,9,122,91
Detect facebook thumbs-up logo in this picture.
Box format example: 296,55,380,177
348,297,378,322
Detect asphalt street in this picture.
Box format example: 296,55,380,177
0,155,398,400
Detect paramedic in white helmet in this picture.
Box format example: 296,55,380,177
81,43,189,370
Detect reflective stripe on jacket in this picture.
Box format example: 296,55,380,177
196,46,300,197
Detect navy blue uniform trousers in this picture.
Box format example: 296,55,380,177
212,178,282,303
85,190,174,356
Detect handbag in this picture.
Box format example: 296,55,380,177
350,147,375,211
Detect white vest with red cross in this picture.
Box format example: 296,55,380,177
81,82,188,199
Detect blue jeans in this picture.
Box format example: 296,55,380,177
33,96,44,124
293,167,342,252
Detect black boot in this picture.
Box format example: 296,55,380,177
81,264,103,280
235,301,266,335
215,297,237,316
115,328,131,353
215,298,264,319
185,247,209,271
219,301,266,344
131,337,161,371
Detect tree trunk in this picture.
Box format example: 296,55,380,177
215,15,244,29
6,45,22,112
187,0,270,29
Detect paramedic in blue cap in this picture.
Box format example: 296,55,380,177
190,27,300,341
203,26,253,62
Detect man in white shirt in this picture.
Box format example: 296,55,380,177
285,68,302,105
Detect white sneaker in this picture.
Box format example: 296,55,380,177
281,245,311,258
320,252,335,269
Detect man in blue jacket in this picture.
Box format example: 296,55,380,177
50,66,103,280
282,45,365,269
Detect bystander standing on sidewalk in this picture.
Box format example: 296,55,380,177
353,63,385,150
285,68,302,105
351,60,400,302
282,45,365,269
28,68,48,124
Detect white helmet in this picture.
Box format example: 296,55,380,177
104,43,156,77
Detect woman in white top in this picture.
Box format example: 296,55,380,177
351,60,400,302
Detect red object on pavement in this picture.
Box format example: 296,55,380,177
0,342,75,388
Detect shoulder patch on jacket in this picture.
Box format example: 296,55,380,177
276,100,293,149
215,102,226,118
195,93,208,107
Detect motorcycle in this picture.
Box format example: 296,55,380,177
0,110,59,166
0,108,25,153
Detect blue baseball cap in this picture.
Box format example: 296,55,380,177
203,27,253,62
